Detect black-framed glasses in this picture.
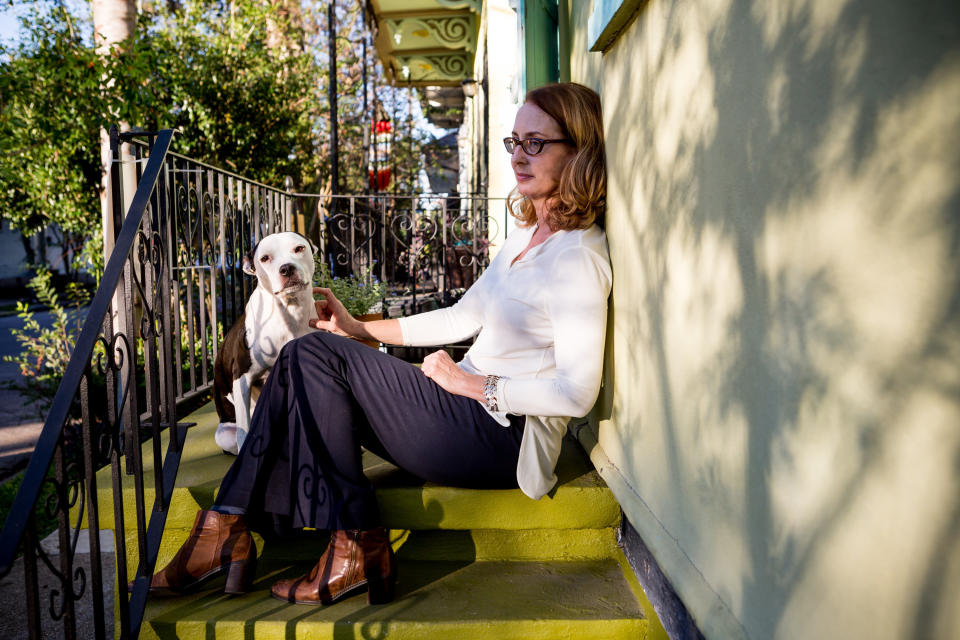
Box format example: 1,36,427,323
503,136,573,155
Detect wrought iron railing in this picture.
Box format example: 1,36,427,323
0,127,293,639
0,126,501,638
294,192,506,315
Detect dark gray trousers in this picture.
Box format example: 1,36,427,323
214,331,524,530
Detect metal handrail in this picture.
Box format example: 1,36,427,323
0,129,174,639
0,126,498,638
0,129,172,567
291,191,503,315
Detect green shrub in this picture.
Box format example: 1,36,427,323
2,268,90,411
313,259,385,318
0,469,59,539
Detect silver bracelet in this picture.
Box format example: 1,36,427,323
482,375,501,412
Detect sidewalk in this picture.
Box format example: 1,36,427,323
0,307,50,482
0,300,113,639
0,530,115,640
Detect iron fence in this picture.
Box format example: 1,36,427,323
0,127,293,639
0,127,503,638
294,192,505,315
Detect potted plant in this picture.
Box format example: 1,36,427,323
313,259,386,347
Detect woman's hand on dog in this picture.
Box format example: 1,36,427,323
421,350,485,403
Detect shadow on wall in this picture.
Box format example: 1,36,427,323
598,0,960,637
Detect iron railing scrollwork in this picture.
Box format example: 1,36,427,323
0,127,295,639
0,124,502,638
297,193,505,316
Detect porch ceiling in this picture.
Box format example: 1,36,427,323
369,0,481,86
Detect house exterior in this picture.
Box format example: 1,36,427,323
369,0,523,254
0,221,72,287
575,2,960,638
370,1,960,638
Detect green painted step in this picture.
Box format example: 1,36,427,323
126,525,619,574
84,401,666,639
82,402,620,532
140,555,649,640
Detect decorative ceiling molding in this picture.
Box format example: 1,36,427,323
384,14,476,52
436,0,482,14
370,0,480,86
395,52,470,82
423,16,474,49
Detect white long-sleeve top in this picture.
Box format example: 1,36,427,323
397,222,612,499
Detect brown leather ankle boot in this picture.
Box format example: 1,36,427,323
270,527,396,605
147,509,257,595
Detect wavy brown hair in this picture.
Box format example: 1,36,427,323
507,83,606,231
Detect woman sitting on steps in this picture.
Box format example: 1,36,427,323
147,82,612,606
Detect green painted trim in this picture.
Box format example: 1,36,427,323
523,0,559,90
558,0,570,82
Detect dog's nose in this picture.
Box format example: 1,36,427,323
279,263,296,277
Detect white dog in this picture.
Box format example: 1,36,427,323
213,231,319,454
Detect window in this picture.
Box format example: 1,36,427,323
588,0,645,52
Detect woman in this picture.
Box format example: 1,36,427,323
147,82,612,606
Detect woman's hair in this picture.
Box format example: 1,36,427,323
507,82,606,231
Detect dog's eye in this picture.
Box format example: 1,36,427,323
294,245,305,253
259,255,270,263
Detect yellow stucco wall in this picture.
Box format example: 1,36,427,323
568,1,960,638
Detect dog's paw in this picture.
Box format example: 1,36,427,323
215,422,239,456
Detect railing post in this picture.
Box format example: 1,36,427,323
22,514,41,640
109,125,134,465
125,139,150,574
80,372,107,640
103,284,131,636
284,176,295,232
158,153,179,457
440,198,447,303
379,195,387,287
109,126,124,240
54,441,77,640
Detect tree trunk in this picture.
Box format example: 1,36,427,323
93,0,138,385
92,0,137,263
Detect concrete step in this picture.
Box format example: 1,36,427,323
82,402,620,533
124,525,619,575
139,554,650,640
79,401,666,640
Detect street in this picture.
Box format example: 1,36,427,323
0,305,52,481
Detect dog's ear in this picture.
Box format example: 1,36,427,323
242,244,258,276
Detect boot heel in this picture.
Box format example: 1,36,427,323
366,573,396,605
224,556,256,595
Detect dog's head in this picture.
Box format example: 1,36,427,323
242,232,318,298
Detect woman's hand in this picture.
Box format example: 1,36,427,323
421,349,484,402
311,288,406,345
310,287,360,337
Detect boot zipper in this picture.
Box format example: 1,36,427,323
351,530,361,585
